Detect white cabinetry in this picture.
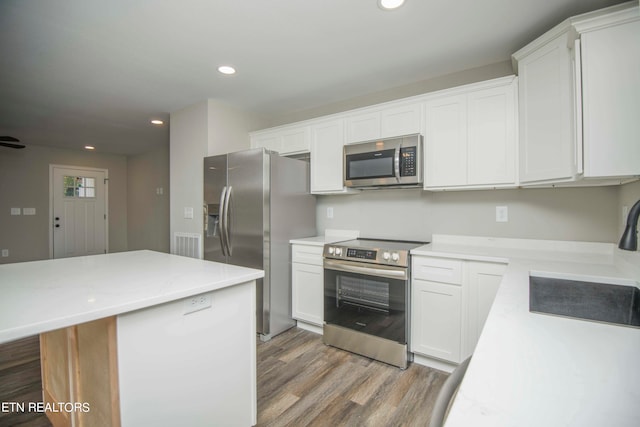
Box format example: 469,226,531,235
411,257,463,363
250,125,310,156
465,261,507,358
345,102,422,144
310,118,351,194
411,255,507,368
513,2,640,185
578,14,640,178
423,76,518,190
513,30,580,184
291,244,324,332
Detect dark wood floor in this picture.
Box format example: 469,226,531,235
257,328,448,427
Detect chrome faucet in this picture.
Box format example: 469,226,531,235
619,199,640,251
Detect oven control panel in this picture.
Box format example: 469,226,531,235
324,245,408,267
346,248,376,260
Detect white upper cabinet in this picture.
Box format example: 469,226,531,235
513,2,640,185
345,110,380,143
424,94,468,187
578,14,640,178
423,76,518,190
250,125,310,156
345,102,422,144
381,103,422,138
513,30,579,184
310,118,349,193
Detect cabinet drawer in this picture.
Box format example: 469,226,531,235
412,257,463,284
292,244,324,265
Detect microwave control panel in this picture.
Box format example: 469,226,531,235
400,147,417,177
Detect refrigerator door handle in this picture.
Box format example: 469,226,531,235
224,186,233,256
219,186,228,256
203,203,208,234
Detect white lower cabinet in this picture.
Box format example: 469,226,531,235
464,261,507,358
411,255,506,366
412,279,462,363
291,244,324,330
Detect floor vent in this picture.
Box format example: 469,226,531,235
173,232,202,259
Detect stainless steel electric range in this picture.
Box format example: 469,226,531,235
322,238,427,369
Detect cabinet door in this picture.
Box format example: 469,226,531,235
345,111,380,143
517,32,578,183
280,126,310,155
581,19,640,178
424,95,468,187
251,132,281,153
292,262,324,326
411,279,462,363
465,262,506,358
310,119,345,193
381,103,422,138
467,83,517,185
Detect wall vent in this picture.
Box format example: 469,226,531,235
173,232,202,259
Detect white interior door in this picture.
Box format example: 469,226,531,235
51,166,108,259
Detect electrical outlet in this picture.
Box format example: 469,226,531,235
1,249,8,257
10,208,21,216
183,293,212,315
23,208,36,215
327,207,334,219
496,206,508,223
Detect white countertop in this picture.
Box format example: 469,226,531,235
290,229,360,246
412,235,640,427
0,250,264,344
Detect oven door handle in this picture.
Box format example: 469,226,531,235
324,259,408,280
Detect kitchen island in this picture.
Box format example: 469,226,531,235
412,236,640,427
0,250,264,427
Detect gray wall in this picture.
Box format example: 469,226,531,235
169,99,265,253
315,184,633,244
0,145,128,263
127,144,170,253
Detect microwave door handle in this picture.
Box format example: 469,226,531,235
394,148,401,182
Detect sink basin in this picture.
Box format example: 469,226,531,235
529,275,640,328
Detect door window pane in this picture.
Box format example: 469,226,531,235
63,176,96,198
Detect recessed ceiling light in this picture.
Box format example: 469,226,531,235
84,145,95,150
218,65,236,75
150,119,164,125
378,0,405,10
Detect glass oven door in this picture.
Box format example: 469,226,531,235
324,259,408,344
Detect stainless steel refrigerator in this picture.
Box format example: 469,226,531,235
204,148,316,340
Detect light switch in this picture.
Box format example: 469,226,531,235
184,207,194,219
327,207,334,219
11,208,21,215
23,208,36,215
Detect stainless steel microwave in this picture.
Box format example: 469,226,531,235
344,134,423,188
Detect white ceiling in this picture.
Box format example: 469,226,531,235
0,0,627,155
